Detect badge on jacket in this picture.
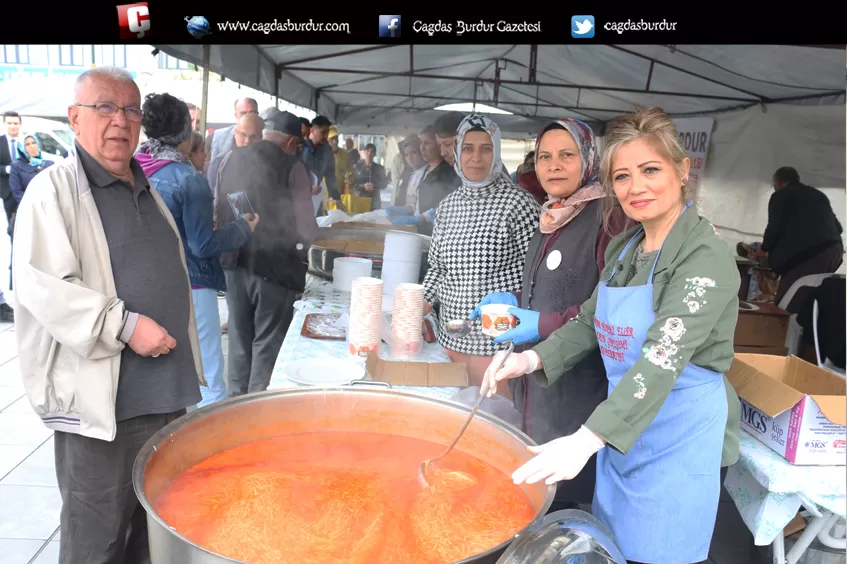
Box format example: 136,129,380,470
546,250,562,271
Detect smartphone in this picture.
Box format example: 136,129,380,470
227,191,255,220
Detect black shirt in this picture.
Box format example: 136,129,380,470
762,181,843,274
76,143,200,421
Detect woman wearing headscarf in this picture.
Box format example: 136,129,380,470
135,92,260,409
391,134,424,206
423,113,540,389
484,108,741,564
10,134,54,204
9,133,55,290
471,119,632,512
387,125,461,236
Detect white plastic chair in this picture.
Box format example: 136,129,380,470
812,299,846,378
779,273,844,356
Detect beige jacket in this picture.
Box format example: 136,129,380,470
12,153,205,441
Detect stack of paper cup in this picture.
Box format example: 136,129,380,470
391,283,425,358
333,257,373,293
348,277,384,358
381,232,423,306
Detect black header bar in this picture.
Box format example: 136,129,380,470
7,6,847,44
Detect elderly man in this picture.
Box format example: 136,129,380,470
186,102,202,131
216,109,315,396
12,67,203,564
762,166,844,309
204,96,259,170
345,137,360,165
208,111,264,216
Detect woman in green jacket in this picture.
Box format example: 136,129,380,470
483,107,741,564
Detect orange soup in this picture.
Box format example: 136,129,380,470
154,431,536,564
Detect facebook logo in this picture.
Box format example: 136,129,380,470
379,15,401,38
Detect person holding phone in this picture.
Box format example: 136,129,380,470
136,92,260,408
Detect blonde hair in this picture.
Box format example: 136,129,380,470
600,107,690,231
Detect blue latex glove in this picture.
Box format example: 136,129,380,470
422,208,436,223
469,292,519,320
493,307,541,345
385,205,411,217
392,214,421,225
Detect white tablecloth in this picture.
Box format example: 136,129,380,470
724,430,847,545
269,275,459,400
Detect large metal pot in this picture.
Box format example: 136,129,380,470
308,225,431,281
133,386,555,564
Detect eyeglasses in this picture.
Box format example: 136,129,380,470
73,103,143,122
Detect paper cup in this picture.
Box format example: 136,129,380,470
480,304,517,337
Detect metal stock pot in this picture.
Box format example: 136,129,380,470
308,225,431,280
132,386,555,563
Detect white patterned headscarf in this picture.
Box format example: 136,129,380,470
453,113,508,188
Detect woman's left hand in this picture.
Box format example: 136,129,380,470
493,307,541,345
512,426,605,485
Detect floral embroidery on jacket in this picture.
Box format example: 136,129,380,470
633,374,647,399
682,277,716,313
643,344,674,370
642,317,687,371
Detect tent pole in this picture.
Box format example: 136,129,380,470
200,44,210,133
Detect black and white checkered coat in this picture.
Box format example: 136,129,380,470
424,179,541,356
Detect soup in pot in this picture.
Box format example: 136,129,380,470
154,431,535,564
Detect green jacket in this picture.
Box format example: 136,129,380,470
532,206,741,467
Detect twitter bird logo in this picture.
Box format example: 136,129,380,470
571,15,595,38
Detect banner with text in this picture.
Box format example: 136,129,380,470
672,117,715,192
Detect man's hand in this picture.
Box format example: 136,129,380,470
128,315,176,357
311,185,322,195
244,213,260,232
364,182,374,192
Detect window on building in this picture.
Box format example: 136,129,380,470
35,133,69,159
28,45,48,66
158,53,191,70
59,45,84,66
2,45,30,64
95,45,127,67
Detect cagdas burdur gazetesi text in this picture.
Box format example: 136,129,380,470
412,20,542,36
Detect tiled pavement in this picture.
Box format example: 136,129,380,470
0,299,231,564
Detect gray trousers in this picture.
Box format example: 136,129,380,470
54,411,185,564
225,268,299,396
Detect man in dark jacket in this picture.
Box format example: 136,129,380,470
354,143,388,210
762,167,844,309
216,112,313,396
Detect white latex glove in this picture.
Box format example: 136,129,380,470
512,426,605,485
481,350,539,398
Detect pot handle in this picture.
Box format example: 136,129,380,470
349,379,392,388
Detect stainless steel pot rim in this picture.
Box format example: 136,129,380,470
132,386,554,564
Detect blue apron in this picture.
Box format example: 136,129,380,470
591,223,727,564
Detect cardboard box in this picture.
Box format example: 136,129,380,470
734,302,790,348
726,354,846,465
366,352,468,387
734,345,789,356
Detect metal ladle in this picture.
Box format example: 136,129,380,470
418,337,515,487
444,318,473,338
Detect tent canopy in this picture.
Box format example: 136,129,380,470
150,44,845,136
